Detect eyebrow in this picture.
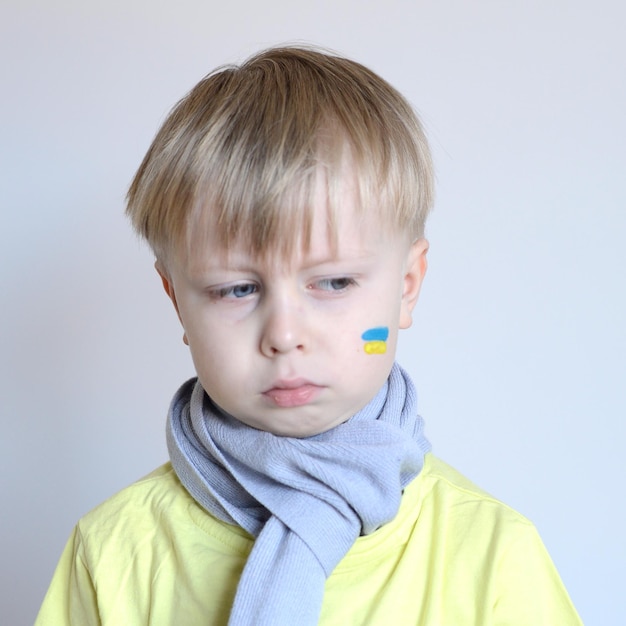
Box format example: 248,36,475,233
185,249,378,281
299,250,377,270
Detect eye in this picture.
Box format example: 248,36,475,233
213,282,258,299
315,277,357,292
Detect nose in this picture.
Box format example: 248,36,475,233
260,295,307,357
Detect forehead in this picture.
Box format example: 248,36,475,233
177,162,399,269
180,213,401,282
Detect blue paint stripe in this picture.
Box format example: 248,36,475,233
361,326,389,341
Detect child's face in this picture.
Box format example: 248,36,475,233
158,185,427,438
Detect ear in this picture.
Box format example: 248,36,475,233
155,261,188,344
399,238,428,329
155,260,178,309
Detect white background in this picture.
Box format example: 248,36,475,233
2,1,624,624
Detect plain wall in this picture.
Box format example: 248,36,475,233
1,1,624,624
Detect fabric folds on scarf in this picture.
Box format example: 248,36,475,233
167,362,431,626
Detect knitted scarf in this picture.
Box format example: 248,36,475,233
166,362,430,626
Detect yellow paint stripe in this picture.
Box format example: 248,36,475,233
364,340,387,354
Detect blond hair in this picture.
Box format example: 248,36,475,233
126,46,434,262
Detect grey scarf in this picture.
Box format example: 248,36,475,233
167,362,430,625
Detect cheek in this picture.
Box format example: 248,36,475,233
181,300,247,346
185,318,249,381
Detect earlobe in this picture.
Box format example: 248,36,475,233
399,238,428,329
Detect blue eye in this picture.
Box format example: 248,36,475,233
215,283,258,299
317,277,356,291
232,283,256,298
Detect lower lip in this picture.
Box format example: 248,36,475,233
263,384,322,408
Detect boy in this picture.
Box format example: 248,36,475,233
36,46,582,625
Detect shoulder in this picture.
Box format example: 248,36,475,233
419,453,514,501
75,463,193,551
82,462,186,518
405,454,544,571
37,465,248,625
408,455,582,623
415,453,534,527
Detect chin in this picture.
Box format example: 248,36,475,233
261,418,339,439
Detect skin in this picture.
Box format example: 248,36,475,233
157,186,428,438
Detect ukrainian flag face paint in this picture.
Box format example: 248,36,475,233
361,326,389,354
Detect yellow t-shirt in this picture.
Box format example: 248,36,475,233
35,454,582,625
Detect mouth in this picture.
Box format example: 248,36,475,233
262,379,323,408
